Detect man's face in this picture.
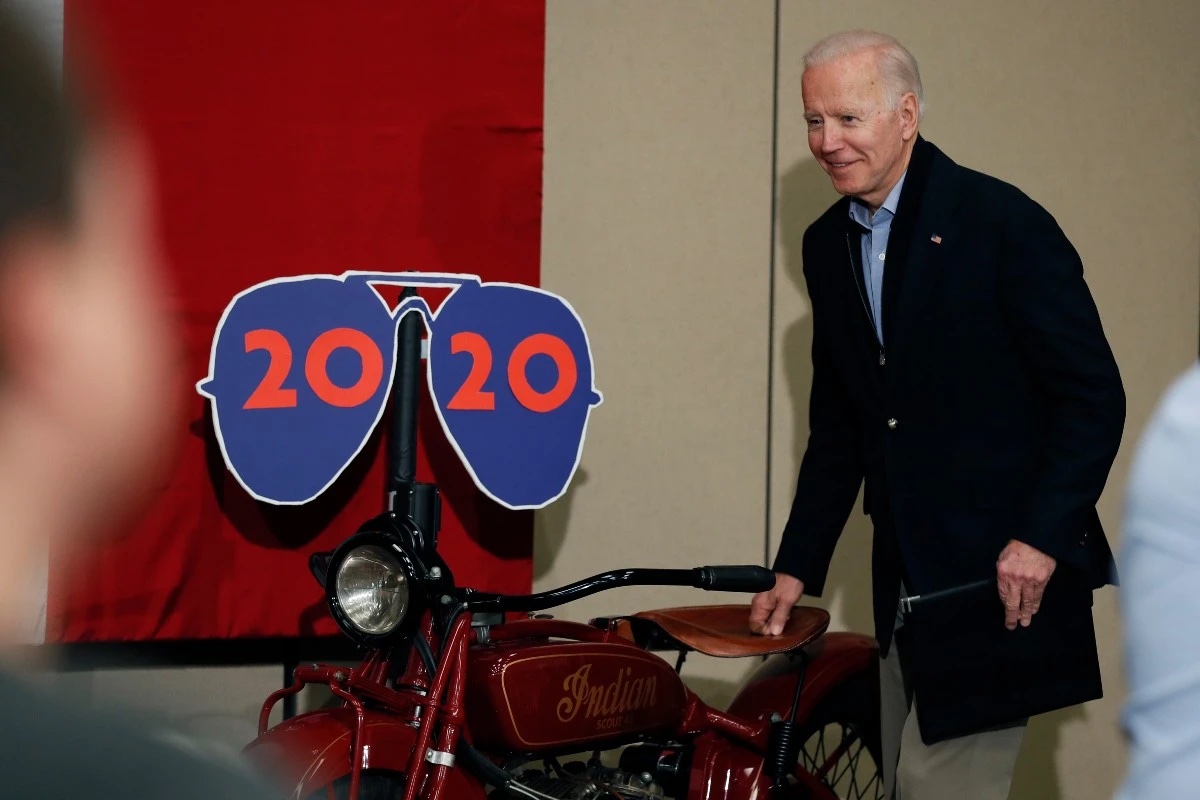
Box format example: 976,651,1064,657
802,49,918,209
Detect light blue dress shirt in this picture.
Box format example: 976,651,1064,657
848,174,906,344
1117,362,1200,799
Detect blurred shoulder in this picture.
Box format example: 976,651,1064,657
0,668,273,799
1140,364,1200,446
1124,363,1200,530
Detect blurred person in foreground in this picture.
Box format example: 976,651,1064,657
1117,362,1200,799
748,29,1125,799
0,4,269,797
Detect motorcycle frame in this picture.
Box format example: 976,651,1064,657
256,604,876,800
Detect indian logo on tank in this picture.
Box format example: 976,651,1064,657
480,647,685,749
556,664,657,723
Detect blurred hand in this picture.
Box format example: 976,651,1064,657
749,573,804,636
996,539,1056,630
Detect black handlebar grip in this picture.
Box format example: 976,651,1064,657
694,565,776,593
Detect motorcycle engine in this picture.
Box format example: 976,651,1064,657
493,763,665,800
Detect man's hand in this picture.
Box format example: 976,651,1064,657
996,539,1056,630
749,573,804,636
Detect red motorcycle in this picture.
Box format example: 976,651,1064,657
242,297,885,799
244,508,884,799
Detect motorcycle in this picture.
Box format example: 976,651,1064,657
242,294,886,799
244,510,884,800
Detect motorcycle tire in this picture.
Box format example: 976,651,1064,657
794,671,887,800
305,769,406,800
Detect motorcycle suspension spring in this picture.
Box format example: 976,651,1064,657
764,719,802,785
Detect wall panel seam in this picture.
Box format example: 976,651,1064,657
764,0,781,569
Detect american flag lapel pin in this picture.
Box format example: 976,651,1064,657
930,234,943,244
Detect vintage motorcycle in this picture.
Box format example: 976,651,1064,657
244,510,885,800
242,296,886,800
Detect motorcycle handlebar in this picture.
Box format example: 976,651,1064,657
461,565,775,614
695,565,776,593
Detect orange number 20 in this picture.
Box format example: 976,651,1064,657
447,331,576,413
243,328,384,410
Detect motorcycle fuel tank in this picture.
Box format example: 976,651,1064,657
467,637,687,752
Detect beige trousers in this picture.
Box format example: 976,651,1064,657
879,626,1026,800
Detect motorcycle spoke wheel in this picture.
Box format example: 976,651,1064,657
799,720,885,800
793,671,886,800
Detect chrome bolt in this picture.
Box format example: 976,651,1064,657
428,566,442,580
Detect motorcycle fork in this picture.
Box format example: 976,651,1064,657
258,615,444,800
336,622,446,800
400,613,473,800
257,649,398,800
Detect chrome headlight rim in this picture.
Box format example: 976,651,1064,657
325,527,421,646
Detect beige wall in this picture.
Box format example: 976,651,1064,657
536,0,776,703
34,3,1200,800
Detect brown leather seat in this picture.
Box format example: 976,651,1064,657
625,604,829,658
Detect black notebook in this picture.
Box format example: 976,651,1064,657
895,574,1102,744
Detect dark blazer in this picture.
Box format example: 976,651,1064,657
773,137,1125,739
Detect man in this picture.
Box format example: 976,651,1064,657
748,30,1125,799
0,5,269,797
1117,362,1200,798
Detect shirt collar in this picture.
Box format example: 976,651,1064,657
848,171,907,227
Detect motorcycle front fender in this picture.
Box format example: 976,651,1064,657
243,707,485,798
725,631,879,724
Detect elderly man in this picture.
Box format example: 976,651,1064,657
749,30,1124,799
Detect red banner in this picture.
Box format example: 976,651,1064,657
50,1,544,642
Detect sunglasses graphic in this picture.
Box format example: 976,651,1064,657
198,272,602,510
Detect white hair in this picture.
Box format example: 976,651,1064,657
803,30,926,116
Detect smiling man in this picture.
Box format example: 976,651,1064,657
748,30,1125,799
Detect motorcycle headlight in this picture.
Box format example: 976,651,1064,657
334,545,410,635
324,515,428,645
